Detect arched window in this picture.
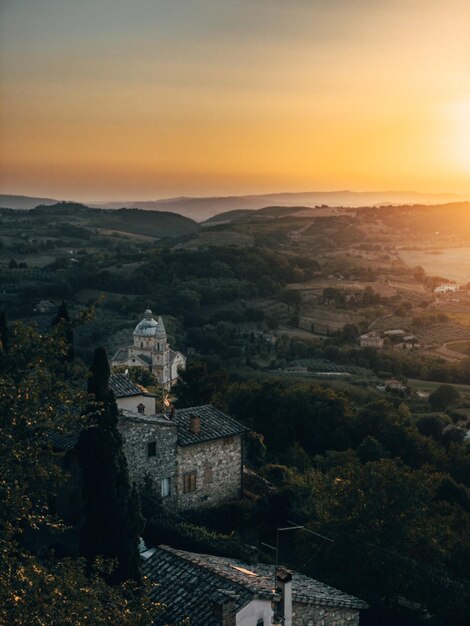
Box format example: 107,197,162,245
137,403,145,414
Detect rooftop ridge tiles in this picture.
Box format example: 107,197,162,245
157,545,275,600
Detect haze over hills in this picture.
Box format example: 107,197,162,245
98,191,469,221
2,190,470,222
0,194,60,210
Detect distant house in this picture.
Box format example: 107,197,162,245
34,299,56,314
395,335,418,351
385,379,407,392
142,545,368,626
434,283,458,294
383,329,406,337
359,333,384,349
283,366,309,374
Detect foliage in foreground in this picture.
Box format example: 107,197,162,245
0,320,154,624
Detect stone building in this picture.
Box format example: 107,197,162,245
359,332,384,349
119,404,247,510
111,309,186,389
119,412,178,503
142,545,368,626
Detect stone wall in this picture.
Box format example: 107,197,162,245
119,415,177,505
176,435,243,509
292,603,360,626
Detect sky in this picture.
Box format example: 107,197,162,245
0,0,469,201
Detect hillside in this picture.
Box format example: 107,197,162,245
0,194,60,209
29,203,199,238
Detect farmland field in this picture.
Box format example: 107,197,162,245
399,247,470,283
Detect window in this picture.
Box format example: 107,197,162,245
161,477,171,498
183,471,197,494
147,441,156,458
223,436,234,446
137,403,146,414
257,620,264,626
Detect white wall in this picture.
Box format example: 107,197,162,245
236,599,272,626
116,394,156,415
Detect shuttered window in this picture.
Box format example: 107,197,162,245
183,472,197,493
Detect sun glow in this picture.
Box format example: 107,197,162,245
448,98,470,173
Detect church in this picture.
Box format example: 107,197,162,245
111,309,186,389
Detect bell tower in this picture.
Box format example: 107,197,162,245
152,316,170,387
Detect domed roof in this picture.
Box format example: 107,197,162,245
134,309,158,337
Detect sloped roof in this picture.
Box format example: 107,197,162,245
109,373,144,398
135,352,152,365
111,347,128,363
51,403,246,450
142,546,262,625
142,545,367,625
169,404,248,446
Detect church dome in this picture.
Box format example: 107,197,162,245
134,309,158,337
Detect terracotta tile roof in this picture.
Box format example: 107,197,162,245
142,545,367,625
169,404,248,446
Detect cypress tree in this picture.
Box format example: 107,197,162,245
0,310,9,352
78,346,143,584
52,301,74,362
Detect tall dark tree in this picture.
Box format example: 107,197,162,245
78,346,144,584
0,310,9,352
51,301,74,362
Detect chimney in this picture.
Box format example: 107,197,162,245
275,567,293,626
189,413,201,435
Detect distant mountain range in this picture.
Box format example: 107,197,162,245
1,190,469,222
0,194,61,210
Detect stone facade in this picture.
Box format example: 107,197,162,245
292,604,360,626
119,414,178,505
176,435,243,510
118,406,246,510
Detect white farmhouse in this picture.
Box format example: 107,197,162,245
359,333,384,349
434,284,458,294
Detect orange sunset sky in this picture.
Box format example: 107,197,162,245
0,0,469,201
